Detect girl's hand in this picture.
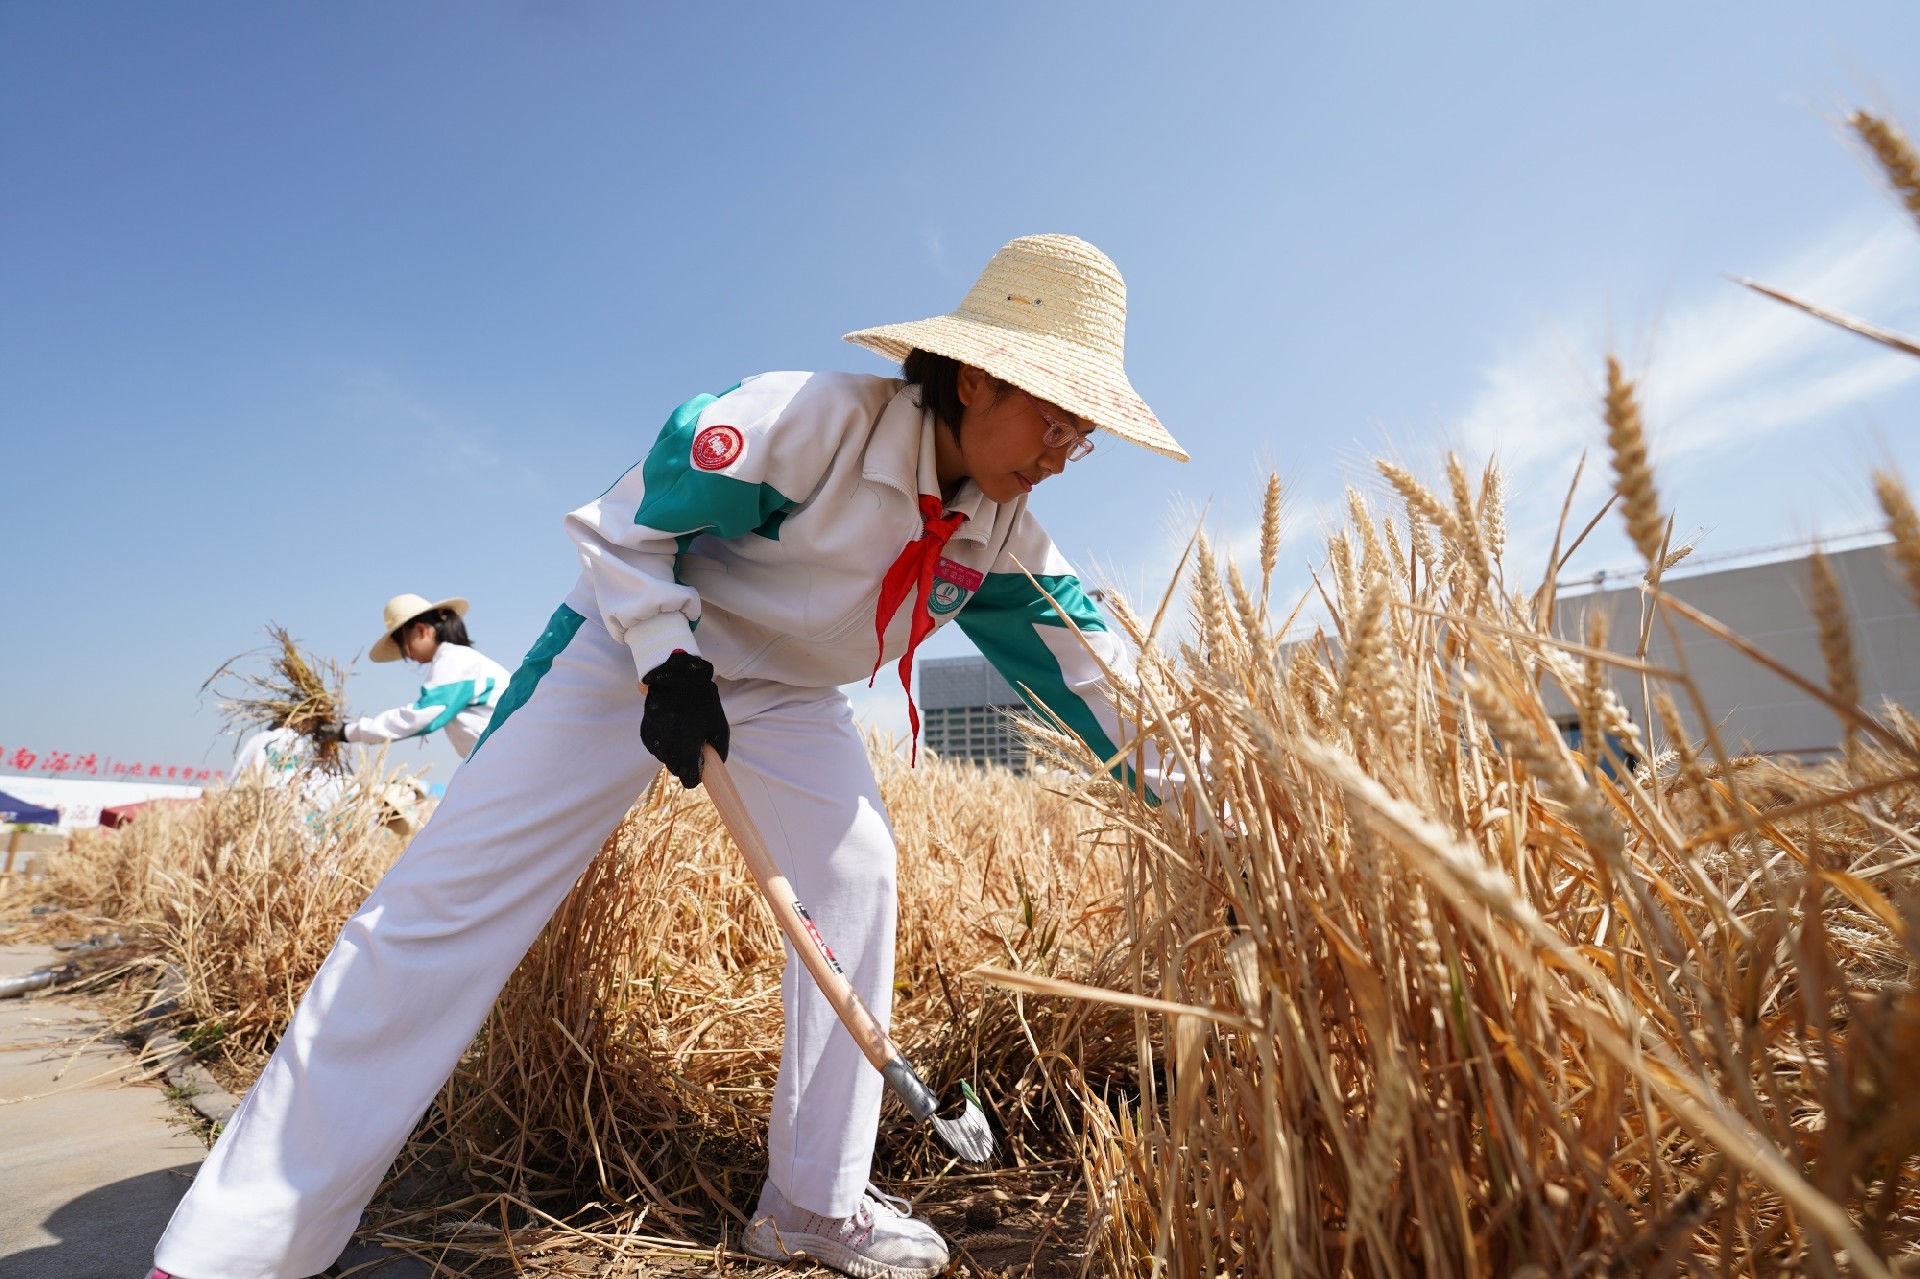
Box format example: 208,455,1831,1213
639,651,730,788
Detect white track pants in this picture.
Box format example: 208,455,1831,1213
155,611,899,1279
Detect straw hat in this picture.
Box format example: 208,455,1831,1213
844,234,1187,462
369,592,469,663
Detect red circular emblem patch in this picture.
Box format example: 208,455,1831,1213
690,424,744,471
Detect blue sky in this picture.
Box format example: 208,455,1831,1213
5,2,1919,782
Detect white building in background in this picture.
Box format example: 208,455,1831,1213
918,655,1036,773
0,777,203,832
1548,540,1919,761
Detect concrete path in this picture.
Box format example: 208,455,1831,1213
0,942,204,1279
0,943,432,1279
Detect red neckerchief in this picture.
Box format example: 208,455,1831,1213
870,494,966,764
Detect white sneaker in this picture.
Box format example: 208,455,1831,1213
743,1179,949,1278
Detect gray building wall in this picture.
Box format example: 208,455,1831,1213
918,655,1035,772
1549,542,1919,759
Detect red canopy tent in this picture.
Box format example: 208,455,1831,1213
98,797,200,829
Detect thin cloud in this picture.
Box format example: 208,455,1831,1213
332,367,549,495
1447,210,1920,568
1654,219,1920,447
427,419,505,475
920,223,953,280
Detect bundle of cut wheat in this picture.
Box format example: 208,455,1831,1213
203,624,351,770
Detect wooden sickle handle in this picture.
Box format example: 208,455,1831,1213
699,744,899,1074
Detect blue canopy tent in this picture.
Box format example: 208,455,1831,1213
0,790,60,826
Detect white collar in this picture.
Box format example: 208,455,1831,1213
862,386,996,545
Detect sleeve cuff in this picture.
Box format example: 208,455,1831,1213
622,612,701,681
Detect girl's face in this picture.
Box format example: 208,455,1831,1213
403,622,440,664
938,364,1095,504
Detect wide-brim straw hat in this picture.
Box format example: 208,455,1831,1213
370,592,469,663
843,234,1187,462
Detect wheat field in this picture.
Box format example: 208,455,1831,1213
21,107,1920,1278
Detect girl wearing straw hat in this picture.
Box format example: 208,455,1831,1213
314,593,513,760
151,235,1184,1279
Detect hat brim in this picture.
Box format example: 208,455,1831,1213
370,596,470,663
844,315,1188,462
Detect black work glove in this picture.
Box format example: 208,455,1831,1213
311,722,349,745
641,650,729,788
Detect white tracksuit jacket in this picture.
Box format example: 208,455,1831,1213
344,642,511,758
155,371,1153,1279
557,370,1149,782
232,727,348,819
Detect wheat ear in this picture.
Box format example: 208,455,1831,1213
1644,541,1694,585
1481,464,1507,568
1259,473,1283,606
1873,470,1920,613
1446,452,1488,577
1808,550,1861,770
1377,460,1459,541
1852,110,1920,230
1604,356,1666,567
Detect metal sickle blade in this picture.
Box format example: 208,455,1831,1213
930,1098,995,1163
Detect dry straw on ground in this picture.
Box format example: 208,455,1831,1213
48,768,411,1083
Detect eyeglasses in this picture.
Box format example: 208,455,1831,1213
1030,395,1097,462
